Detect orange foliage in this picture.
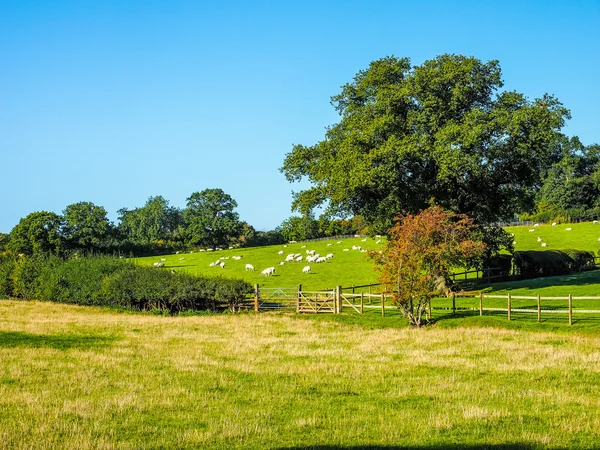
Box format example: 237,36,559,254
372,205,485,327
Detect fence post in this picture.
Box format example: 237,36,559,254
537,294,541,323
296,284,301,313
569,294,573,326
427,299,432,320
352,285,355,294
507,293,511,321
452,293,456,316
360,292,364,315
254,284,259,312
336,286,342,314
369,285,372,304
479,292,483,317
381,293,385,317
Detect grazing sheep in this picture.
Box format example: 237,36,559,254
537,237,541,242
284,245,287,248
285,254,295,262
260,267,275,276
232,256,242,260
295,255,303,262
361,238,367,242
289,240,297,244
302,266,311,273
528,229,535,232
552,222,557,226
161,258,166,261
215,260,221,266
513,241,517,245
594,221,599,225
301,245,306,248
153,262,164,268
376,240,381,244
343,248,349,252
327,243,332,247
209,262,215,267
316,257,327,263
566,227,572,231
336,241,342,244
278,250,284,255
245,264,255,271
229,247,234,249
219,262,226,268
541,243,547,247
199,249,205,252
534,223,539,227
375,234,381,238
326,253,334,259
207,248,214,252
176,251,180,254
180,257,185,261
279,262,285,265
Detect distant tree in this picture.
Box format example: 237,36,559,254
184,189,242,247
253,229,286,246
279,214,320,242
118,196,183,244
282,54,570,230
372,206,485,327
234,222,257,247
62,201,112,252
7,211,64,255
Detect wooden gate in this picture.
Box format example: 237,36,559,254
297,290,336,313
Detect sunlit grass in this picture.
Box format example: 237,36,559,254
1,299,600,448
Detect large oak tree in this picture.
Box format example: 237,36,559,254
281,54,570,232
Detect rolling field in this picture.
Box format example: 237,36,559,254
136,221,600,292
2,299,600,449
136,236,386,290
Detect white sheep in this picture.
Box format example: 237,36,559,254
295,255,303,262
528,229,535,232
219,262,226,268
301,245,306,248
180,257,185,261
361,238,367,242
326,253,334,259
279,261,285,265
336,241,342,244
513,241,517,245
209,262,215,267
566,227,572,231
552,222,557,226
285,254,295,262
343,248,349,252
376,240,381,244
537,237,541,242
278,250,284,255
260,267,275,276
245,264,255,271
316,257,326,263
327,243,332,247
541,243,547,247
375,234,381,238
161,258,166,261
153,262,164,268
302,266,311,273
534,223,539,227
594,220,599,225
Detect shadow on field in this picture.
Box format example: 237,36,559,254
483,269,600,293
278,445,540,450
0,331,116,350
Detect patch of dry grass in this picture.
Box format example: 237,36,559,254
1,299,600,448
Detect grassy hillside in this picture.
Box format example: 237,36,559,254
137,236,386,290
135,221,600,291
2,299,600,448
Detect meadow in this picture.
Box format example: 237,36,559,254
136,221,600,292
2,299,600,449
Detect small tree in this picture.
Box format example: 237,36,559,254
373,206,485,327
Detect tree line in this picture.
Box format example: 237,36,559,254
0,189,368,257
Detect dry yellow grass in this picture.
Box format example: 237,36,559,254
1,299,600,448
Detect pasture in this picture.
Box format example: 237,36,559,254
136,221,600,292
2,299,600,449
136,236,386,290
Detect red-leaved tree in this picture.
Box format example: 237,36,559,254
372,206,485,327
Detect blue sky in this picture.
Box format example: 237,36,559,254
1,0,599,233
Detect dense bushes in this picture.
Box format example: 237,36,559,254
513,250,596,279
0,254,252,313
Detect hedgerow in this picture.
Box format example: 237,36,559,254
0,254,252,313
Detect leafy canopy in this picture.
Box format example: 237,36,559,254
281,54,570,231
372,205,485,327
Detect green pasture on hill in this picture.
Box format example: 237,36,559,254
2,299,600,449
136,236,386,290
136,221,600,292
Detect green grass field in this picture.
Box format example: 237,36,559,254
136,221,600,294
137,236,386,290
2,299,600,449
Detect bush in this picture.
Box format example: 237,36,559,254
562,249,596,272
483,254,513,280
0,254,252,313
513,250,575,279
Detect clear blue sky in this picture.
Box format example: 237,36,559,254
1,0,599,233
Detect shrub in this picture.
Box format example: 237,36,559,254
513,250,575,279
562,249,596,272
483,254,513,280
0,254,252,313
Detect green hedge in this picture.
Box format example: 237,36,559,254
0,254,252,313
513,250,595,279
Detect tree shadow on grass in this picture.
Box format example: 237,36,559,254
0,331,117,350
278,445,544,450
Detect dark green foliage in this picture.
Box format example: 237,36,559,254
513,250,579,279
282,54,570,229
0,255,252,313
562,249,595,271
7,211,64,255
483,254,513,280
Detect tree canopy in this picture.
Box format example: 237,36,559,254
62,201,112,251
281,54,570,231
7,211,64,255
184,189,242,247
